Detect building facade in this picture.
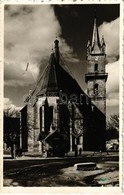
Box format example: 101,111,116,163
20,18,108,157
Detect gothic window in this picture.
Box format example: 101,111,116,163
44,105,53,133
94,83,98,95
40,105,53,133
94,63,98,72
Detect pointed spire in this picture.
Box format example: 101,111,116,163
91,17,101,54
54,39,59,65
101,35,106,46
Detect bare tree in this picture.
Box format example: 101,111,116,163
4,106,20,118
106,114,119,140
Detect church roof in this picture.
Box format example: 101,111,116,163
37,53,59,96
27,39,88,104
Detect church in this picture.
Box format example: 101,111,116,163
20,18,108,157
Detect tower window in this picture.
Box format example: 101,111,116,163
94,63,98,72
94,83,98,95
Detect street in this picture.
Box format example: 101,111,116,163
3,152,119,187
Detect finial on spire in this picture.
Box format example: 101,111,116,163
54,38,59,65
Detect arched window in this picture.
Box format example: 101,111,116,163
94,83,98,95
40,106,42,132
94,63,98,72
40,105,53,133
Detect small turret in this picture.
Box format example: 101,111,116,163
87,40,91,56
101,35,106,54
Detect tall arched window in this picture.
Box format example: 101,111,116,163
40,105,53,133
94,63,98,72
40,106,42,132
94,83,98,95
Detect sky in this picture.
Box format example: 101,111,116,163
4,4,120,116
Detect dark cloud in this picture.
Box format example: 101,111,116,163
4,4,120,115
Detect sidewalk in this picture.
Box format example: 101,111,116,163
3,151,119,161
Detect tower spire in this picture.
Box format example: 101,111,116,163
91,17,101,54
54,38,59,65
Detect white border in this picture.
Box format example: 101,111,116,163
0,0,123,194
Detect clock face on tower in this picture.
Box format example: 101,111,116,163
73,119,83,135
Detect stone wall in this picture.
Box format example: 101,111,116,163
27,104,34,152
87,55,106,73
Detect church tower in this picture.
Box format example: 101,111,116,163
85,17,108,114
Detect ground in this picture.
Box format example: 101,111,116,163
3,152,119,187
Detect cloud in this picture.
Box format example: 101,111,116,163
4,61,39,87
106,60,119,107
106,91,119,107
4,5,78,87
106,60,119,94
4,97,22,114
99,18,119,61
4,98,15,109
99,18,119,108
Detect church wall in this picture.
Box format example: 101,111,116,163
20,105,28,152
33,129,41,153
33,98,46,153
87,79,106,97
27,104,35,152
95,79,106,97
91,107,106,151
67,102,84,155
22,93,106,154
31,96,60,154
82,106,106,151
82,110,92,151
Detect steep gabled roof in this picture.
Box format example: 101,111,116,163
25,39,105,118
26,39,88,104
36,53,59,96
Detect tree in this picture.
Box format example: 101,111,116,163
4,102,21,158
4,97,21,118
106,114,119,140
4,105,20,118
